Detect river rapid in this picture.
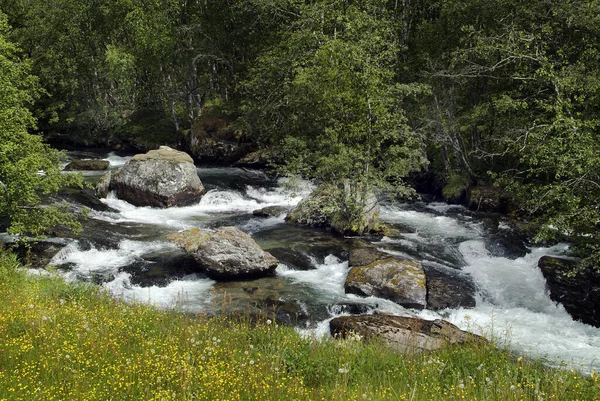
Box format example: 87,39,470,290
42,151,600,374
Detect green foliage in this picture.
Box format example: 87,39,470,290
0,12,82,238
442,171,471,201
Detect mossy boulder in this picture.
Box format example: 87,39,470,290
466,186,509,213
64,159,110,171
344,247,427,309
539,256,600,327
330,314,482,353
233,149,272,169
167,226,279,280
185,116,252,164
285,182,380,236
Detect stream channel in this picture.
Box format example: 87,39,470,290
35,151,600,374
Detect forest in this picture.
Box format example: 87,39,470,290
1,0,600,272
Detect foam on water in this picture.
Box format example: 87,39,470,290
425,202,467,213
95,182,306,228
51,240,178,282
103,272,215,311
447,240,600,373
277,255,349,296
105,152,131,168
380,205,481,239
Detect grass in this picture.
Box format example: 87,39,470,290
0,249,599,400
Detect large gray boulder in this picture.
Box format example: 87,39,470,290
344,247,427,309
110,146,205,207
167,226,279,280
539,256,600,328
330,314,482,353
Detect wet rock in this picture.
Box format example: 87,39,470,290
423,264,476,310
539,256,600,328
286,181,380,236
345,247,427,310
52,188,117,213
95,171,112,199
330,314,482,353
466,186,509,213
267,247,315,270
252,206,289,218
186,116,252,164
329,302,374,316
233,149,272,169
167,226,279,280
12,239,68,268
123,250,202,287
254,296,309,326
64,159,110,171
112,146,206,207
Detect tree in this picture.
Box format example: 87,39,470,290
0,12,81,238
415,0,600,270
241,0,429,232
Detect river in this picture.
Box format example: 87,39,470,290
45,151,600,374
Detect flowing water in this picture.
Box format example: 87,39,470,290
40,151,600,373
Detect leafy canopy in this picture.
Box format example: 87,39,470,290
0,12,81,238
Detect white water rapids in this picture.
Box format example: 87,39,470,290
47,153,600,374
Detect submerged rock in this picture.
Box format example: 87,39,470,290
330,314,482,353
539,256,600,328
344,247,427,310
111,146,205,207
252,206,289,218
167,226,279,280
64,159,110,171
423,264,476,310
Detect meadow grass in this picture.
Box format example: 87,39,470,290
0,249,598,401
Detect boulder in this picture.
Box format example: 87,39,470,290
539,256,600,327
111,146,205,207
330,314,482,353
186,116,251,164
344,247,427,310
252,206,289,218
64,159,110,171
233,149,272,169
95,171,112,199
166,226,279,280
13,239,68,268
466,186,509,213
423,264,476,310
286,181,380,236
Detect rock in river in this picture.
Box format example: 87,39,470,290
110,146,205,207
330,314,482,353
64,159,110,171
286,181,380,236
539,256,600,328
167,226,279,280
345,247,427,310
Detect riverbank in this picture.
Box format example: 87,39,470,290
1,249,598,401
